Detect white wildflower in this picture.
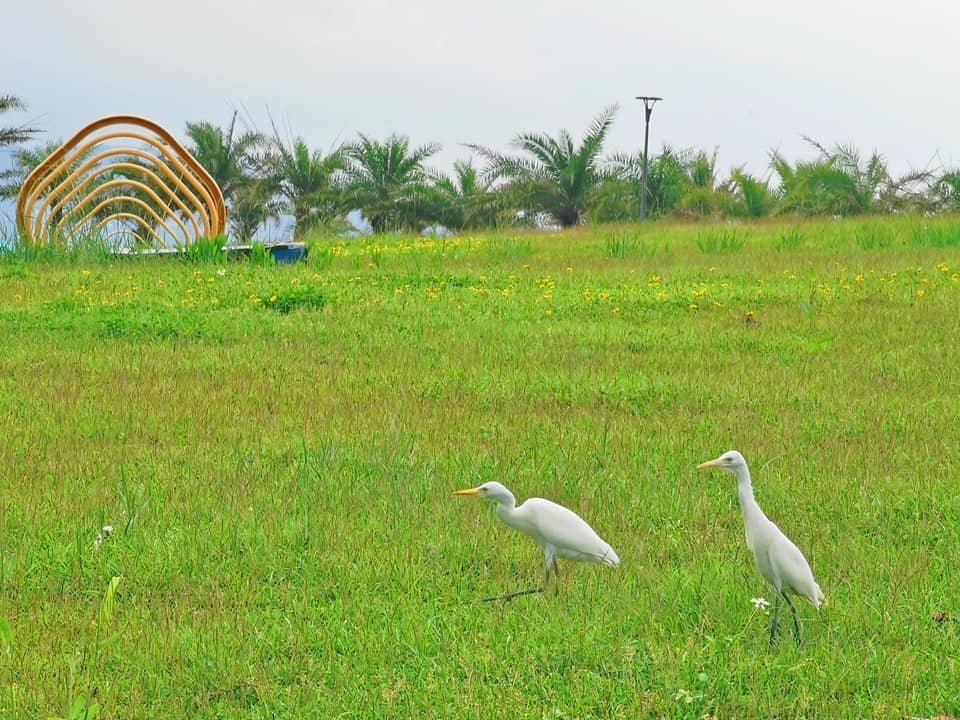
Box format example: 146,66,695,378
93,525,114,550
750,596,771,609
216,268,227,277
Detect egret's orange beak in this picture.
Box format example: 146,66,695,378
452,487,482,496
697,459,721,469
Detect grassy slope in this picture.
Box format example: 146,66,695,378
0,217,958,718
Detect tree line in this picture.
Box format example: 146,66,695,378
3,95,959,240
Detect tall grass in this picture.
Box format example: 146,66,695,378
855,222,896,250
483,235,534,262
696,227,746,254
601,228,658,258
775,227,804,251
909,223,960,248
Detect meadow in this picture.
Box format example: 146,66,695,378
0,216,958,718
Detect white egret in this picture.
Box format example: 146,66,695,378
453,481,619,600
697,450,825,642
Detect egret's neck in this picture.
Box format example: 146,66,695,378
493,492,521,528
733,465,768,527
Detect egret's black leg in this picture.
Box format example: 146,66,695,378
543,555,557,591
769,594,782,644
481,587,543,603
478,555,550,603
782,592,801,644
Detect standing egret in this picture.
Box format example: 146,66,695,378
697,451,825,642
453,481,619,600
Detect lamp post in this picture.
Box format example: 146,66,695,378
635,96,661,220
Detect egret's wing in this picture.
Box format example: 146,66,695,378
768,531,822,605
522,498,618,565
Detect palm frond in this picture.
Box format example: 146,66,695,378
0,95,40,148
468,105,618,226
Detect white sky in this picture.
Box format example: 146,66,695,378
4,0,960,182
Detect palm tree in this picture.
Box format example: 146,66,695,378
932,171,960,211
269,135,345,238
467,105,618,227
1,139,57,199
674,148,726,217
229,179,284,241
341,133,441,233
0,95,38,148
608,145,719,218
770,138,891,216
429,159,502,231
0,95,41,198
728,168,774,218
685,149,719,190
184,113,264,204
184,113,288,241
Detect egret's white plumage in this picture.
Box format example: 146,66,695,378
453,481,619,590
698,450,825,641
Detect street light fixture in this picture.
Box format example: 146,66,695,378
635,96,662,220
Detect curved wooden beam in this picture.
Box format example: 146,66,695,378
25,130,218,239
56,193,182,245
49,178,189,244
16,114,226,245
92,212,165,246
102,229,150,248
37,151,204,239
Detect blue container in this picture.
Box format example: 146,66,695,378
270,244,308,264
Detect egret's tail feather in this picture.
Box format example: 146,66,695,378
600,545,620,567
811,584,826,609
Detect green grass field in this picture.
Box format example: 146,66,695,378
0,216,958,719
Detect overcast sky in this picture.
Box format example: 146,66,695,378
3,0,960,183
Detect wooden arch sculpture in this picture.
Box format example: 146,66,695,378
16,114,227,248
